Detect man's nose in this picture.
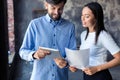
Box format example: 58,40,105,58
54,9,59,14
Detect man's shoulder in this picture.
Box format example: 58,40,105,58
62,18,72,23
32,15,46,22
28,16,46,27
61,18,74,26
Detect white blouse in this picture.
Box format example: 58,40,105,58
80,30,120,66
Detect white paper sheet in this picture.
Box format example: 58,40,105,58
65,48,90,69
39,47,62,59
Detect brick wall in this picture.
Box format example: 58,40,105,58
7,0,15,64
7,0,15,54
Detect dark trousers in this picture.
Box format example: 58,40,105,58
83,69,113,80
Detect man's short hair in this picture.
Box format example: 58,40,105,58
46,0,67,5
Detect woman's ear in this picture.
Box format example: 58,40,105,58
94,19,97,25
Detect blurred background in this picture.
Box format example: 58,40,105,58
1,0,120,80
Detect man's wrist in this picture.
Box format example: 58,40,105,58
65,62,69,68
32,53,36,59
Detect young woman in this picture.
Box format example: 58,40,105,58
69,2,120,80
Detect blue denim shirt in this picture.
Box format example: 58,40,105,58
19,14,76,80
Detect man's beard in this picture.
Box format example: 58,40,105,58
49,14,61,21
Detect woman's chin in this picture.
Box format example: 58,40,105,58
82,25,87,28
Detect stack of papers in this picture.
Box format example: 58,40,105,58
65,48,90,69
39,47,62,59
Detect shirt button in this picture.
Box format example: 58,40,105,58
54,34,55,36
53,64,55,66
52,74,54,76
53,44,55,46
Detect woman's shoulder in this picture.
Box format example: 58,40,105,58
100,30,110,37
99,30,113,41
81,30,87,35
80,30,87,38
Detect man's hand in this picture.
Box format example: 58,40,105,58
54,58,67,68
33,48,50,59
69,66,77,72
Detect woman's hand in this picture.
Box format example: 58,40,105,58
54,58,67,68
82,51,120,75
82,66,100,75
69,66,77,72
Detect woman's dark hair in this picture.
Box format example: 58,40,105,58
46,0,67,5
84,2,106,44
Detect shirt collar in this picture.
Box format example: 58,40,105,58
45,14,63,24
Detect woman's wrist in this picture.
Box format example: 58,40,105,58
97,65,102,72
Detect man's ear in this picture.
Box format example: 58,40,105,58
44,1,48,9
